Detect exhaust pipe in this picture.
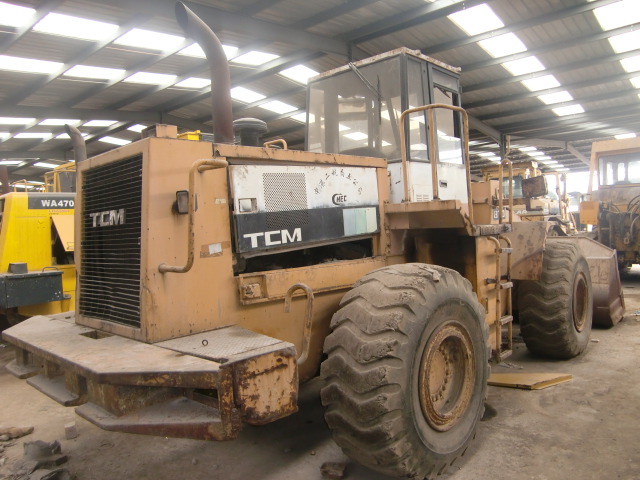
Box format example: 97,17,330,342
0,166,10,194
175,2,234,144
64,124,87,163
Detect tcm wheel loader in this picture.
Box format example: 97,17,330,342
2,3,624,479
0,142,82,327
581,136,640,269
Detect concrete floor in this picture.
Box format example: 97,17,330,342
1,270,640,480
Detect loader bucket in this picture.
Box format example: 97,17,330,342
552,237,625,327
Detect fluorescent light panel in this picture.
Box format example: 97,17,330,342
0,160,21,165
230,86,265,103
124,72,177,85
64,64,125,80
0,55,62,74
127,124,147,132
55,132,88,139
448,4,504,35
615,133,636,139
0,2,35,27
631,76,640,88
34,162,58,168
279,65,319,84
594,0,640,31
232,51,279,66
478,33,527,58
115,28,184,51
33,13,119,41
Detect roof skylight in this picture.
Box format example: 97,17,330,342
33,162,58,168
174,77,210,89
0,55,62,74
99,136,131,146
552,105,585,116
0,159,21,164
520,75,561,91
279,65,319,84
14,133,52,139
290,112,308,123
259,101,297,114
518,146,537,152
0,2,35,28
0,117,35,125
114,29,184,51
448,4,504,36
344,132,368,141
538,91,573,105
178,43,238,59
33,13,119,41
230,87,265,103
608,30,640,53
502,56,545,76
127,124,147,133
38,119,81,126
55,132,88,139
83,120,117,127
478,33,527,58
620,55,640,72
614,133,636,139
594,0,640,31
124,72,177,85
231,51,279,66
630,76,640,88
64,65,125,80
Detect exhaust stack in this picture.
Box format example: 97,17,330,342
64,124,87,163
175,2,234,144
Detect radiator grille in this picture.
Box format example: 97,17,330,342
263,172,309,229
79,156,142,327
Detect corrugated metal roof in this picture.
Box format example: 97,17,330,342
0,0,638,183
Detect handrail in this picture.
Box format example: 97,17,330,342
283,283,314,367
398,103,474,225
263,139,288,150
497,158,514,225
158,158,228,274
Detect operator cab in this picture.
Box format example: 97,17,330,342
306,48,466,204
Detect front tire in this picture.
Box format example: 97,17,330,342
321,264,488,479
518,239,593,359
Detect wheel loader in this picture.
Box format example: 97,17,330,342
0,155,80,327
479,159,576,235
581,136,640,269
2,3,625,479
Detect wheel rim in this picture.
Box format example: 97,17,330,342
418,321,475,432
572,272,589,332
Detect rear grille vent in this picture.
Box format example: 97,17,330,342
79,156,142,327
263,172,309,230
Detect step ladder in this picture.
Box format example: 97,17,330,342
486,235,513,362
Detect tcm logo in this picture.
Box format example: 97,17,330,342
332,193,347,205
89,209,126,227
243,228,301,248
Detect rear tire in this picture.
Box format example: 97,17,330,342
518,240,592,359
321,264,488,479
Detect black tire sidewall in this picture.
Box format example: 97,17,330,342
407,286,488,459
